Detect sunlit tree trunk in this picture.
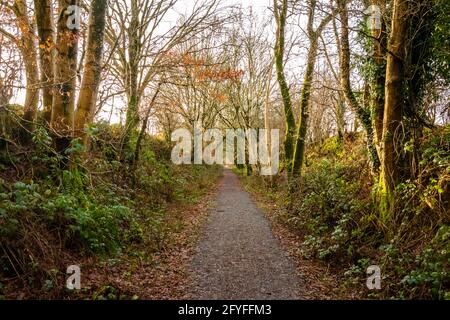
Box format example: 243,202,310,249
273,0,296,179
379,0,409,215
13,0,39,134
34,0,55,124
74,0,108,145
51,0,79,152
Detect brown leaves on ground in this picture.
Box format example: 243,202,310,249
72,184,220,300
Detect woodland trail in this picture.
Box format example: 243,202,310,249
188,169,302,300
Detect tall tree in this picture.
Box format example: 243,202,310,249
105,0,221,159
74,0,109,145
51,0,79,152
379,0,409,214
273,0,296,178
34,0,55,124
291,0,335,176
335,0,380,173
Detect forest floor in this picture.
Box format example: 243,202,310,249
78,168,342,300
64,167,224,300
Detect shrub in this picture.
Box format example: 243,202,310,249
289,159,377,261
401,225,449,299
0,178,140,256
269,127,449,299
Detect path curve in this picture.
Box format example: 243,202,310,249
188,169,302,300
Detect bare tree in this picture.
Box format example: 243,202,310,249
104,0,222,158
291,0,336,176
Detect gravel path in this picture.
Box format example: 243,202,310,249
188,169,302,300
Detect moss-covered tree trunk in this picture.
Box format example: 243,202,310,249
292,0,334,176
273,0,296,179
365,0,387,159
291,37,318,176
379,0,409,215
336,0,380,173
336,97,346,141
121,1,141,159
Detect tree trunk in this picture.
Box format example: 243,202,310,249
74,0,108,146
336,97,346,141
264,61,275,183
121,1,141,159
51,0,79,152
367,0,387,158
134,86,161,163
292,0,334,176
34,0,55,124
379,0,409,215
273,0,296,179
336,0,380,172
13,0,39,135
291,37,318,175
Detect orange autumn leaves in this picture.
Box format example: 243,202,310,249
162,51,244,105
165,51,244,84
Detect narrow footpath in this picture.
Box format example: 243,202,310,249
188,169,302,300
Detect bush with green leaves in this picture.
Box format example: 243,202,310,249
290,128,449,299
290,159,376,261
400,225,449,299
0,177,140,255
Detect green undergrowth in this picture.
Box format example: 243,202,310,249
240,128,449,300
0,123,222,299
